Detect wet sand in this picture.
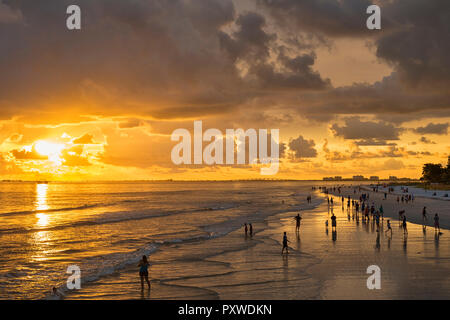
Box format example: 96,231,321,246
67,189,450,299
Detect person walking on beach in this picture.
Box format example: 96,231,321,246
294,214,302,232
244,223,248,236
422,207,427,223
331,213,337,231
385,219,392,236
282,232,290,254
398,210,405,224
138,255,151,290
434,214,440,233
249,223,253,237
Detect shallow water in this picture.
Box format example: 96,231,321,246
0,181,321,299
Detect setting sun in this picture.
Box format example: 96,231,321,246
34,140,65,157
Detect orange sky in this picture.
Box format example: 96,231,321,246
0,0,449,181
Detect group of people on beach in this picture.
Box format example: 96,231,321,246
244,222,254,237
135,184,444,291
280,185,443,255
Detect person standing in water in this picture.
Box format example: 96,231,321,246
385,219,392,236
422,207,427,223
434,214,440,233
294,213,302,232
138,255,151,290
282,232,290,254
331,213,337,231
402,215,408,234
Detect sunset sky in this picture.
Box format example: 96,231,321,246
0,0,449,181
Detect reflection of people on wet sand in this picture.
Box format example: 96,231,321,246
294,214,302,232
281,232,290,254
435,232,440,249
332,229,337,242
375,230,380,250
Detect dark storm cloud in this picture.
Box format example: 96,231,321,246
299,74,450,122
261,0,450,89
1,0,449,126
258,0,376,37
330,117,402,141
413,123,449,135
0,0,329,123
219,11,330,91
374,0,450,88
0,0,242,120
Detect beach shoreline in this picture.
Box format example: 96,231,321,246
64,185,450,299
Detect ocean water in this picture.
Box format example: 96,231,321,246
0,180,330,299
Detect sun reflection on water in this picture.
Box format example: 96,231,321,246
35,184,49,227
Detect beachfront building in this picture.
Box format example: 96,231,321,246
370,176,379,181
389,176,398,181
352,175,365,181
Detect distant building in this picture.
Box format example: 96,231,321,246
389,176,398,181
370,176,379,181
334,176,342,181
323,177,334,181
352,175,365,181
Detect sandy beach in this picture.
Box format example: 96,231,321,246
65,185,450,300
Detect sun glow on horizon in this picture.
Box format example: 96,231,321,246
34,140,66,165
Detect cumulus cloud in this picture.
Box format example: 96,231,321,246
330,117,403,142
288,135,317,158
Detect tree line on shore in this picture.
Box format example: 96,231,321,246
422,156,450,183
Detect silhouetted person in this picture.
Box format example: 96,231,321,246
434,214,440,233
249,223,253,237
244,223,248,236
422,207,427,223
294,214,302,232
331,213,337,231
281,232,290,254
138,255,151,290
385,219,392,236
